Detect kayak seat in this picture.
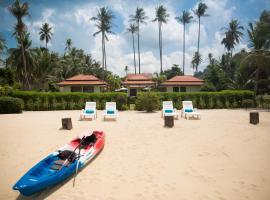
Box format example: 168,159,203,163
51,160,70,170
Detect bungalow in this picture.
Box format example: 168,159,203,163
160,75,204,92
122,73,155,96
57,74,107,92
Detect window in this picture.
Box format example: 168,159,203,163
180,87,186,92
71,86,82,92
160,87,167,92
130,89,137,96
83,86,94,92
173,87,179,92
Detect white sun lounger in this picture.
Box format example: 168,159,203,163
181,101,201,119
103,102,118,121
161,101,179,119
80,102,97,120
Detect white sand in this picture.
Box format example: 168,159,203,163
0,109,270,200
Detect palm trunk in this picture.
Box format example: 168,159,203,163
137,22,141,74
46,41,47,49
183,23,186,75
196,17,201,72
101,32,105,70
19,33,30,89
104,40,107,71
159,22,163,74
132,33,136,74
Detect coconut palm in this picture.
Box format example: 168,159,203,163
175,10,193,75
8,0,30,88
91,7,114,71
124,65,129,76
0,35,7,64
194,1,208,72
153,5,169,74
191,51,202,73
129,7,148,74
126,23,138,74
39,22,53,49
208,53,214,65
65,38,72,54
221,19,244,56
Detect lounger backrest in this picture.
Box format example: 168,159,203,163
85,102,96,110
182,101,193,110
106,102,116,111
163,101,173,110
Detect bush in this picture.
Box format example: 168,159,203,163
11,91,128,111
0,85,13,96
0,96,24,114
135,92,160,112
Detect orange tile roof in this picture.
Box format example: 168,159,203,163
161,75,204,86
123,73,154,87
126,73,153,81
57,74,107,86
122,80,155,85
66,74,99,81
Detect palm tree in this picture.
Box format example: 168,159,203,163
0,35,7,63
39,22,53,49
243,17,270,94
208,53,214,65
7,33,36,85
191,51,202,73
9,0,30,88
124,65,129,76
221,19,244,56
194,1,208,72
65,38,72,54
153,5,169,74
176,10,193,75
130,7,148,74
126,23,138,74
91,7,114,71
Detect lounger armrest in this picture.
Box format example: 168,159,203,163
193,108,198,112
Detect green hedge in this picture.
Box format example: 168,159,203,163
135,92,160,112
136,90,255,109
0,96,24,114
11,91,128,111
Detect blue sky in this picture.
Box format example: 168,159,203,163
0,0,269,75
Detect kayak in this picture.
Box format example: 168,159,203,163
13,131,105,196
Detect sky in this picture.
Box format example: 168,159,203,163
0,0,269,76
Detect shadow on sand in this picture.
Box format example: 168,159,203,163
16,147,104,200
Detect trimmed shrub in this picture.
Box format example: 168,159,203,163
0,96,24,114
11,91,128,111
135,92,160,112
0,85,13,96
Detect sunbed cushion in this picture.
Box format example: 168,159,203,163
107,110,115,114
85,109,94,114
185,108,193,113
165,109,173,113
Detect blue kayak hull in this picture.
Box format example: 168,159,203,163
13,154,81,196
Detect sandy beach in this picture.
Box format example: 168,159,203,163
0,109,270,200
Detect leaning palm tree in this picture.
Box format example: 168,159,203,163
191,51,202,74
126,23,138,74
8,0,30,88
91,7,114,71
221,19,244,56
153,5,169,74
175,10,193,75
194,1,208,72
39,22,53,49
130,7,148,74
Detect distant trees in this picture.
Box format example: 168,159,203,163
130,7,148,74
39,22,53,49
163,64,183,79
176,10,193,75
153,5,169,74
91,7,114,71
191,52,202,73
